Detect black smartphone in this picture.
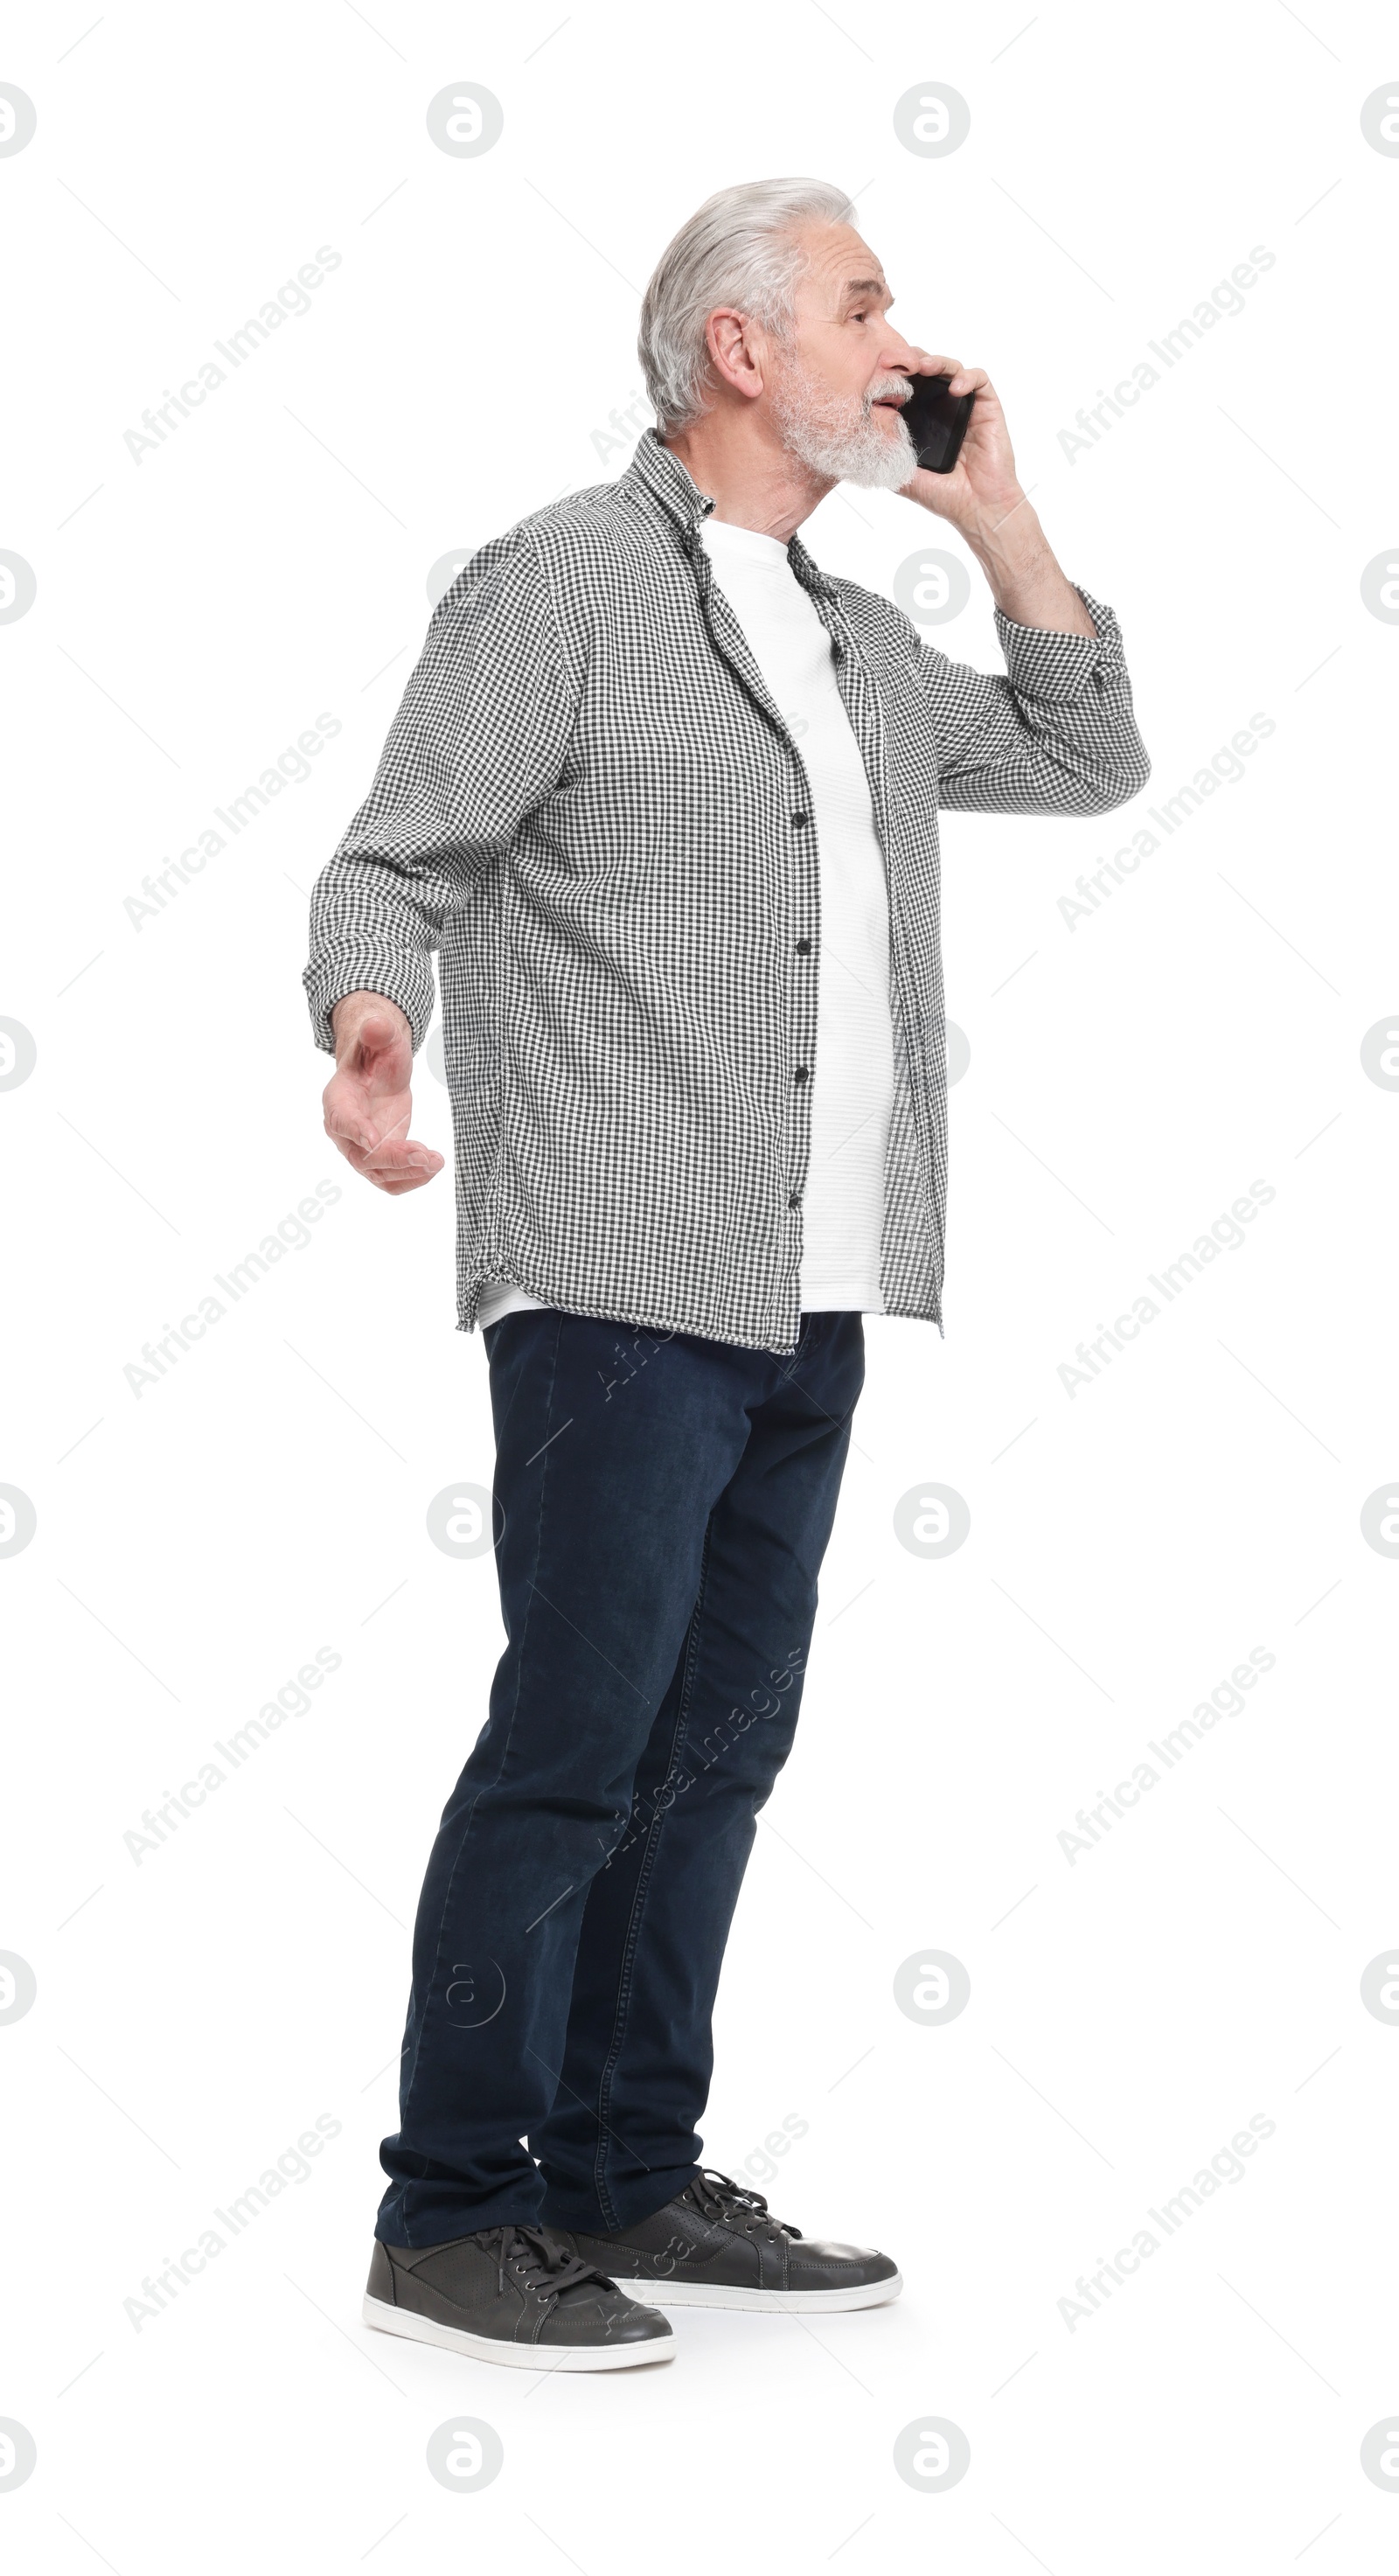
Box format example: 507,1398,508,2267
899,372,975,474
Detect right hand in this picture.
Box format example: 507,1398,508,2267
323,992,445,1194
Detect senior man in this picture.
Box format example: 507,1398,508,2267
304,175,1150,2372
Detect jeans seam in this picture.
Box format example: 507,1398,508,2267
388,1307,565,2247
589,1514,715,2230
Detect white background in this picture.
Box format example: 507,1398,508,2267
3,1,1398,2566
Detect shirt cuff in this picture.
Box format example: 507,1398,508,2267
303,949,437,1056
992,583,1126,700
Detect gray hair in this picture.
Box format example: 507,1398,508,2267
637,176,856,433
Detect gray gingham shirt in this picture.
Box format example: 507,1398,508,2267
303,429,1150,1354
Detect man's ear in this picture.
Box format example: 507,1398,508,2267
705,309,767,405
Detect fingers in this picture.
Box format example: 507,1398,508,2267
362,1153,445,1196
325,1107,375,1157
322,1084,443,1192
324,1083,413,1152
326,1126,445,1192
910,352,991,398
322,1067,385,1155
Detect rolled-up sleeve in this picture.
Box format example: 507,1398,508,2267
913,581,1152,818
303,530,578,1055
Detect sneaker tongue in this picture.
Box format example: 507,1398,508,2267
512,2223,568,2268
510,2224,605,2294
694,2169,762,2217
691,2169,798,2238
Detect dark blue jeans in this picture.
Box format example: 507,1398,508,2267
377,1305,866,2246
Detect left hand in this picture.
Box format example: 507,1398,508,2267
895,352,1026,536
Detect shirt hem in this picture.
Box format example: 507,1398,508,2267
457,1277,942,1353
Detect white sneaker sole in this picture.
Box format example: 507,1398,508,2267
600,2270,903,2313
362,2292,675,2370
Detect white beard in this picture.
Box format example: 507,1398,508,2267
769,356,918,491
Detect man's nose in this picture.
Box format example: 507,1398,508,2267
879,335,918,379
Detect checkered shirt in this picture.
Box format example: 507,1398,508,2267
303,429,1149,1354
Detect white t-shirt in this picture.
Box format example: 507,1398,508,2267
477,512,896,1331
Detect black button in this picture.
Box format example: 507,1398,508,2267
791,811,810,828
788,1192,802,1210
796,937,811,955
794,1065,810,1083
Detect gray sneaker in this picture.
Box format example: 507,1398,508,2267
363,2223,676,2371
559,2169,902,2311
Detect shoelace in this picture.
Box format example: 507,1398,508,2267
478,2223,608,2304
683,2168,804,2240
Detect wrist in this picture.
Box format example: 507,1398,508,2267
960,487,1038,564
331,989,412,1051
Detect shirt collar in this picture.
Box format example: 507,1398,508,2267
621,428,840,603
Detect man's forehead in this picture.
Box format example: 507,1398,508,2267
797,223,890,302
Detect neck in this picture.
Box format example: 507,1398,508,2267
661,414,833,545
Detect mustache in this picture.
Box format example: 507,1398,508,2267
868,373,915,410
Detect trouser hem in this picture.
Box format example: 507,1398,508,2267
537,2161,703,2237
375,2194,547,2247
